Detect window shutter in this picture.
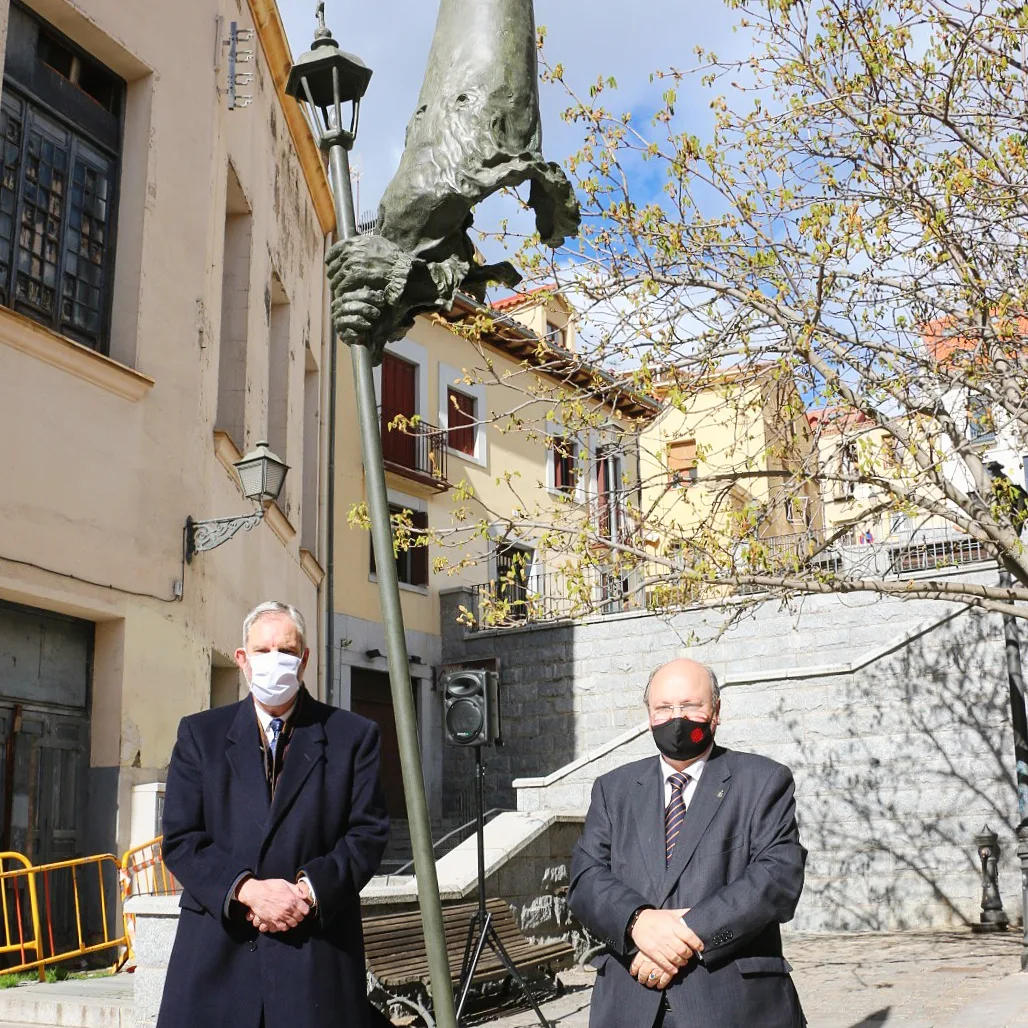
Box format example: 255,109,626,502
553,435,575,492
411,510,429,586
668,439,697,483
447,388,476,454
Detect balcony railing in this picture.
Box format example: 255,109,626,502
381,419,448,490
751,524,991,578
465,524,995,630
746,528,844,573
886,533,988,574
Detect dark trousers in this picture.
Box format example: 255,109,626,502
653,996,678,1028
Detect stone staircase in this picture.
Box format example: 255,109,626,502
0,977,133,1028
378,816,466,875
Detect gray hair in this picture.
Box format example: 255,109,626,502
242,600,307,650
643,661,720,708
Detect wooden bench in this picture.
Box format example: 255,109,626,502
364,898,573,1021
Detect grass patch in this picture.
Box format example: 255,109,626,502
0,965,74,988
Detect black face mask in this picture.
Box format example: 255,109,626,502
651,717,715,762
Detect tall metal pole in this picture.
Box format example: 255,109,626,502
475,746,487,922
326,143,457,1028
324,324,337,703
1000,568,1028,968
1000,571,1028,826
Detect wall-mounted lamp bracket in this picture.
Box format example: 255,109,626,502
184,510,265,563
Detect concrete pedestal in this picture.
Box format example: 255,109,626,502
124,895,180,1028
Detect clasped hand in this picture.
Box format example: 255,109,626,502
629,909,703,990
237,878,312,934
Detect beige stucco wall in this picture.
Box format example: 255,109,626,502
0,0,330,853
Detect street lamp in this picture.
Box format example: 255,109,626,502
184,441,288,563
284,5,371,152
287,8,457,1027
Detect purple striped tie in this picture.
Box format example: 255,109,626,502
665,772,689,865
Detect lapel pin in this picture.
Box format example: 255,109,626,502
717,789,724,798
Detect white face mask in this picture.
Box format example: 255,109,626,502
247,650,302,707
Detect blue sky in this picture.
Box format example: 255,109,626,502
278,1,742,223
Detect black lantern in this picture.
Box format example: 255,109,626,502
284,4,372,152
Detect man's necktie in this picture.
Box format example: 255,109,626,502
665,771,689,866
269,718,284,761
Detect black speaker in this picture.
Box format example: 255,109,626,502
441,668,500,746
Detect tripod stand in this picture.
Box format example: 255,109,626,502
454,746,552,1027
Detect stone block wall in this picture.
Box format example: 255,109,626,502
488,819,581,943
361,812,584,946
442,580,1024,931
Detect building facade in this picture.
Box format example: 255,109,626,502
0,0,331,861
328,288,657,824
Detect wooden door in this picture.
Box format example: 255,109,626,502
381,353,417,469
350,668,418,819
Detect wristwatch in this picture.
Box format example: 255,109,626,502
625,906,651,948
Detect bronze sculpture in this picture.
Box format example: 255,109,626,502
327,0,580,361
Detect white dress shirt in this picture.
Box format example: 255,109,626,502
659,746,712,810
253,696,296,745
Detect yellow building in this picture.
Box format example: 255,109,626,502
638,365,823,569
0,0,332,859
329,287,657,818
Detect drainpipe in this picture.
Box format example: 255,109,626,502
320,233,337,704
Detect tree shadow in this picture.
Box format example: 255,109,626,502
848,1011,891,1026
772,608,1017,930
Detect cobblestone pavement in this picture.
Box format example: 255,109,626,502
478,930,1027,1028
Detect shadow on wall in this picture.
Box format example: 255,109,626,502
772,610,1016,931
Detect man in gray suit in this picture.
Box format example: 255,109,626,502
568,659,806,1028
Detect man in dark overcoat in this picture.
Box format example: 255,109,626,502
157,600,389,1028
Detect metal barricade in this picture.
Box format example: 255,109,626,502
117,836,178,971
120,836,177,901
0,851,125,980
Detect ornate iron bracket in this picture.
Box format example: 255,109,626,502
184,511,265,563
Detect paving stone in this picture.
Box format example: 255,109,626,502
480,930,1028,1028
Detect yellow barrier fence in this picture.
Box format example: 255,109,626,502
116,836,179,971
0,851,125,981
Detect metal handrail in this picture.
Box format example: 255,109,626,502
389,808,512,877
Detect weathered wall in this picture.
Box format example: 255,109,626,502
0,0,330,859
441,577,1023,931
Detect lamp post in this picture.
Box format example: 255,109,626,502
985,462,1028,966
184,441,288,561
286,9,457,1027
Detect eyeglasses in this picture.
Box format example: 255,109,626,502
648,703,709,724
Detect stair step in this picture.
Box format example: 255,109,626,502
0,979,133,1028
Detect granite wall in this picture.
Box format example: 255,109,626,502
440,580,1023,931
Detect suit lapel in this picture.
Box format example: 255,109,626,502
660,746,732,904
226,700,271,828
264,700,326,843
629,757,666,900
